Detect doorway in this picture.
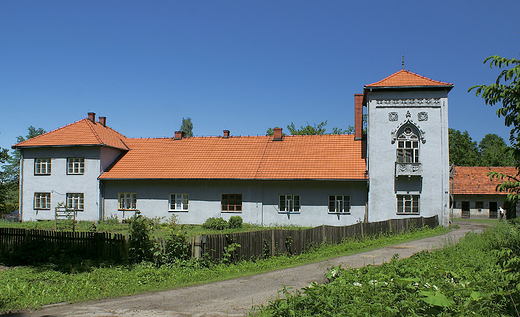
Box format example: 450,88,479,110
489,202,498,219
461,201,470,218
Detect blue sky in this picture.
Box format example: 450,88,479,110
1,1,519,152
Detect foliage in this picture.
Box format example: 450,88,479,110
253,222,520,316
228,216,243,229
0,223,448,312
127,211,156,263
202,217,229,230
287,121,328,135
448,128,480,166
180,117,193,137
479,133,516,166
163,231,192,263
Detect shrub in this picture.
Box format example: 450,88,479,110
228,216,243,229
202,217,229,230
128,211,156,263
164,232,192,263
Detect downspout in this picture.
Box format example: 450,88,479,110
19,151,24,222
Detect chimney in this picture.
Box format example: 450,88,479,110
223,130,230,138
88,112,96,122
174,131,183,140
99,117,106,127
354,94,363,140
273,127,283,141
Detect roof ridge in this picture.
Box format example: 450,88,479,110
85,119,104,145
13,118,87,147
365,69,453,87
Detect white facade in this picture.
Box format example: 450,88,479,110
366,89,451,227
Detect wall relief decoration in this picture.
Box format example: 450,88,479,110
418,112,428,121
388,112,398,121
376,98,441,106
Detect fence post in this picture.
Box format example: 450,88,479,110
194,235,202,259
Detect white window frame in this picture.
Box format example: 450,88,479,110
328,195,350,213
67,158,85,175
35,158,51,175
34,192,51,210
169,193,189,211
396,127,420,163
118,193,137,210
397,194,420,214
66,193,84,211
279,194,300,213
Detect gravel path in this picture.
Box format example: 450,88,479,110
3,221,487,317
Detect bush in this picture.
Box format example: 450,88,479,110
128,211,156,263
228,216,243,229
202,217,229,230
164,232,192,263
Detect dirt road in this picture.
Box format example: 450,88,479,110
4,221,487,317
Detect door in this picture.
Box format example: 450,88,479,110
461,201,470,218
489,202,498,219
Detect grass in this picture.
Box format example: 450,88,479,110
0,225,450,313
453,217,500,224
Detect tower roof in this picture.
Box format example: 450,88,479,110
365,69,453,89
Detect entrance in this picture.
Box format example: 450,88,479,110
461,201,470,218
489,202,498,219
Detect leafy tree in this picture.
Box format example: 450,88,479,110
448,128,480,166
180,117,193,138
478,133,515,166
0,126,45,214
469,54,520,204
287,121,328,135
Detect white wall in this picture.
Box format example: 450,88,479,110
102,179,368,227
366,89,450,226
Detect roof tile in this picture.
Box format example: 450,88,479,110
365,69,453,88
452,166,518,195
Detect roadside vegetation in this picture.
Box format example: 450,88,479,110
252,220,519,316
0,220,448,313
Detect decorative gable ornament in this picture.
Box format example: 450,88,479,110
391,119,426,144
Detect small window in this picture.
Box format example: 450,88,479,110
279,194,300,213
35,158,51,175
118,193,136,210
329,195,350,213
222,194,242,212
34,193,51,209
67,158,85,175
170,193,188,211
397,195,420,214
475,201,484,210
66,193,84,211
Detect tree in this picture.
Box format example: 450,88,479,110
478,133,515,167
469,54,520,204
0,126,46,214
287,121,328,135
448,128,480,166
180,117,193,138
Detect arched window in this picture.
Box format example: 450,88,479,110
396,126,419,163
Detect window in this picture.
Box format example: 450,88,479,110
329,195,350,213
221,194,242,212
396,127,419,163
35,158,51,175
67,158,85,175
34,193,51,209
397,194,420,214
170,193,188,211
476,201,484,211
118,193,136,210
279,194,300,213
66,193,84,211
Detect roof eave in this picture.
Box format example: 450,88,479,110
364,85,453,91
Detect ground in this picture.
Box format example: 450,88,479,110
2,221,487,317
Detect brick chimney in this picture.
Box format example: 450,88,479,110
273,127,283,141
354,94,363,140
99,117,106,127
88,112,96,122
223,130,230,138
174,131,183,140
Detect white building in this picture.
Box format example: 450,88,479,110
14,69,453,226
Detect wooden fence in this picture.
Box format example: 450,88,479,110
0,215,437,263
201,216,438,260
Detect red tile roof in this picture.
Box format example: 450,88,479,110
365,69,453,88
451,166,518,195
13,119,128,150
99,134,367,180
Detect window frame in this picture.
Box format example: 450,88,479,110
328,195,350,214
169,193,189,211
396,194,420,214
66,193,84,211
118,193,137,210
34,192,51,210
67,158,85,175
396,127,420,164
279,194,301,213
34,158,52,175
221,194,242,212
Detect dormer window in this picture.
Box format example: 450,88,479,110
396,126,419,163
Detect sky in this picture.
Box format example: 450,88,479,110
0,1,519,152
